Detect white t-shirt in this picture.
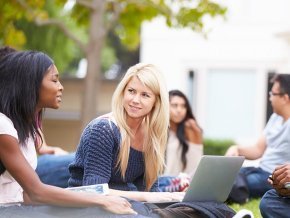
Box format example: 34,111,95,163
0,113,37,204
260,113,290,173
164,130,203,177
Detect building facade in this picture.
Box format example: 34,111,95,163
140,0,290,143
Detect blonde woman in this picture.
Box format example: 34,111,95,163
69,63,183,202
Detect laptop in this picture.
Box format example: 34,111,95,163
153,155,245,205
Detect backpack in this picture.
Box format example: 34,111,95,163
227,171,249,204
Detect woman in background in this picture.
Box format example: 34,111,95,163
165,89,203,176
159,90,203,192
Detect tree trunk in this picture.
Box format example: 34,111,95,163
81,0,106,129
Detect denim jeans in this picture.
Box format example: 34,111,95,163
0,202,156,218
240,167,272,198
36,152,75,188
260,189,290,218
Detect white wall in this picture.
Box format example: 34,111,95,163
140,0,290,142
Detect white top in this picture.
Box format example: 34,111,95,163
259,113,290,173
0,113,37,204
164,130,203,177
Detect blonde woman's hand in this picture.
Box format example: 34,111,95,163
143,192,184,203
101,195,137,215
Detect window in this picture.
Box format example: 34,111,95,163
205,69,257,140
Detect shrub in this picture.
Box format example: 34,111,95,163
203,138,235,156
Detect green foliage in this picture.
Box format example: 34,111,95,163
3,23,26,48
106,31,139,74
0,1,85,73
69,3,90,27
15,19,81,73
0,0,226,73
166,0,227,31
116,1,170,49
101,45,117,73
203,138,235,155
0,0,46,48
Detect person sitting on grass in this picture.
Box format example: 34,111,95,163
158,89,203,192
226,73,290,203
259,164,290,217
69,63,183,202
68,63,236,218
0,49,135,216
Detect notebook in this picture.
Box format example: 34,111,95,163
153,155,245,205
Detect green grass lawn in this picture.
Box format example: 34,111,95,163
229,198,262,218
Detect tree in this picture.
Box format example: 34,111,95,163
0,0,226,129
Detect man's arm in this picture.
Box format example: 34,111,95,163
225,135,266,160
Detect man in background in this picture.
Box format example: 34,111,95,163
226,73,290,203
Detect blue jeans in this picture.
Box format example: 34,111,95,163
260,189,290,218
36,153,75,188
0,201,157,218
240,167,272,198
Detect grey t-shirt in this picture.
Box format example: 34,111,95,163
259,113,290,173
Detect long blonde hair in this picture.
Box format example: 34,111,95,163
112,63,169,190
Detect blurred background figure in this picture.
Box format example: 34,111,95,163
165,89,203,177
159,89,203,192
226,74,290,203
